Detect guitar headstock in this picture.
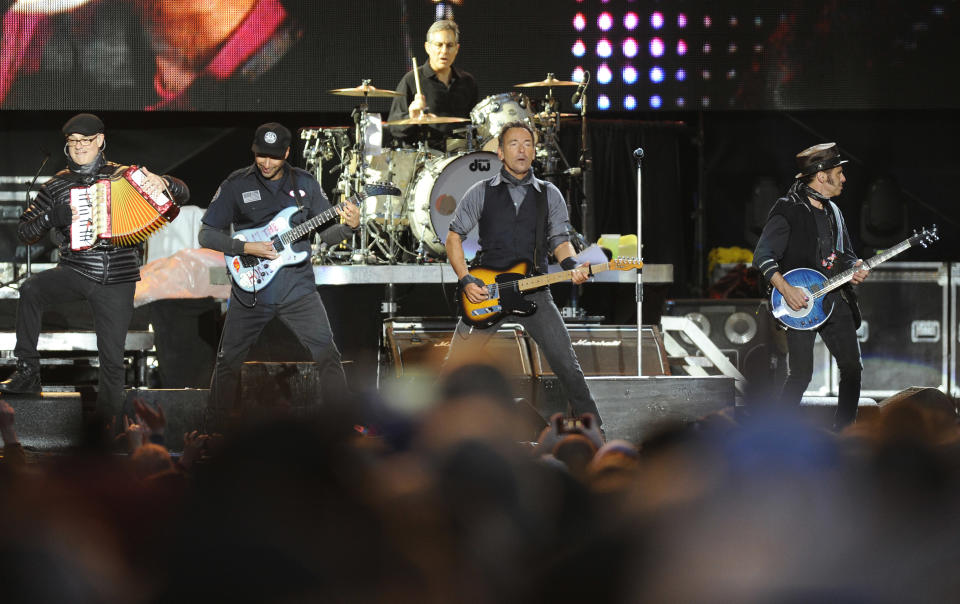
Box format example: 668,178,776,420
909,224,939,248
610,256,644,271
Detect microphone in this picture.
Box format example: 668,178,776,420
570,71,590,105
563,167,582,177
633,148,645,159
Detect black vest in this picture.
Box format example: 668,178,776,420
477,180,546,271
769,190,831,274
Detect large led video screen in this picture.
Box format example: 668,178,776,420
1,0,955,112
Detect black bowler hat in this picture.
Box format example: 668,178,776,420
252,122,291,157
794,142,848,179
62,113,104,136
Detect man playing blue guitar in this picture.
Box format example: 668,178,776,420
753,143,869,430
445,121,604,427
199,123,360,416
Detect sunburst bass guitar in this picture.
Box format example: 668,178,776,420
459,257,643,328
770,225,938,330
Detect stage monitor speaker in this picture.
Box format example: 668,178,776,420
664,298,785,387
529,325,669,376
383,318,535,378
835,263,948,397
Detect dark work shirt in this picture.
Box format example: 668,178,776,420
388,63,478,145
200,163,350,305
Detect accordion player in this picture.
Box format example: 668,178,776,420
69,165,181,250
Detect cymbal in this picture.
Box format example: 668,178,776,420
515,75,579,88
329,83,401,97
384,115,470,126
534,111,578,120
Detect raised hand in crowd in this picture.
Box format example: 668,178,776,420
180,430,210,471
134,398,167,442
122,415,150,453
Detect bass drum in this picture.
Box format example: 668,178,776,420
407,151,502,259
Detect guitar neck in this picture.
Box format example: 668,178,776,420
517,262,613,291
280,197,357,245
817,237,913,297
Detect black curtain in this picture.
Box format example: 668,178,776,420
557,118,697,296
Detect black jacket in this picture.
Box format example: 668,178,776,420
19,156,189,284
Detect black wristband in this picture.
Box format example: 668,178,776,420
458,274,484,288
560,257,578,271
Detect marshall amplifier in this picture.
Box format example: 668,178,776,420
383,318,535,378
529,325,669,377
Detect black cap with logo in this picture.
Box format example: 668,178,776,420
252,122,292,158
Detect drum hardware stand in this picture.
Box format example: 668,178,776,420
349,82,380,265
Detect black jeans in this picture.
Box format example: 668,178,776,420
15,266,136,416
446,289,602,423
209,290,348,410
780,295,863,428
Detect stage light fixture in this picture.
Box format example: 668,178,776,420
649,95,662,109
624,12,639,30
624,95,637,110
597,63,612,84
676,97,686,107
676,68,687,81
678,13,687,28
650,37,664,57
598,94,611,110
704,15,712,27
597,38,612,58
677,39,688,55
701,96,711,107
729,16,739,27
703,42,712,54
623,66,638,84
650,66,664,83
598,12,613,31
572,66,585,82
651,12,664,29
728,43,738,53
702,69,711,80
572,40,585,57
573,13,586,31
727,69,737,79
623,37,638,58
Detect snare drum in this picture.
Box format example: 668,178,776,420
470,93,532,152
407,151,502,258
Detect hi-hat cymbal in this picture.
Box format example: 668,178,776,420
515,75,579,87
384,115,470,126
330,83,401,97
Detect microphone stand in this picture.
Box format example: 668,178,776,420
633,147,645,376
1,152,49,289
575,73,593,243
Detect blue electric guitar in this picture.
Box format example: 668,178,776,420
770,225,938,330
224,182,399,292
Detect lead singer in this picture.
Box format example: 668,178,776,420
444,121,603,427
0,114,190,420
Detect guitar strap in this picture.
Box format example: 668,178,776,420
287,165,305,213
534,184,547,275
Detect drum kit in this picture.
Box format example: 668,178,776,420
300,73,585,265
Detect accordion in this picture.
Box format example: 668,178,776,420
69,165,180,250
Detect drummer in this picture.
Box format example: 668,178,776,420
388,19,479,150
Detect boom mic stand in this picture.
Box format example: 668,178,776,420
1,150,50,289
